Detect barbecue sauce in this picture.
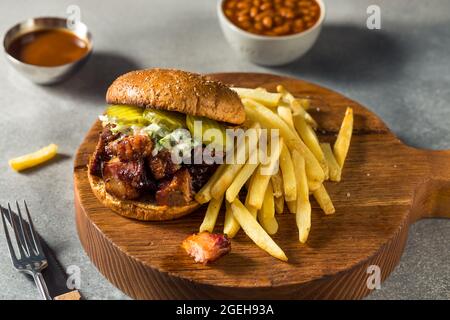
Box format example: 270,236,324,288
7,28,89,66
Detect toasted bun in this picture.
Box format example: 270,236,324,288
87,165,200,221
106,68,245,125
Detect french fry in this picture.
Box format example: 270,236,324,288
276,85,317,129
276,85,301,112
334,107,354,168
232,87,282,107
277,105,295,130
224,201,240,238
270,170,283,198
292,150,311,243
293,113,328,179
286,200,297,214
298,152,322,191
306,171,321,192
211,124,260,199
247,168,267,210
244,184,258,219
290,101,318,129
210,164,239,200
194,85,353,261
226,149,260,203
243,98,325,188
299,98,310,110
199,194,224,233
298,105,318,130
274,195,285,214
243,99,297,145
313,184,335,215
279,143,297,202
248,137,283,209
296,201,312,243
231,199,288,261
9,143,58,172
195,164,227,204
320,143,341,182
258,183,278,235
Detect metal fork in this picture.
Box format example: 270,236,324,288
1,201,51,300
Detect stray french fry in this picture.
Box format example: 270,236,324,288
195,164,227,204
258,183,278,235
334,107,354,168
313,184,335,215
274,195,285,214
248,137,283,209
231,199,287,261
232,87,282,107
271,170,283,198
279,143,297,201
224,201,240,238
293,113,328,178
292,150,311,243
320,143,341,182
199,194,224,233
9,143,58,172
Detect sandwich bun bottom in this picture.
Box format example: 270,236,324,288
87,165,200,221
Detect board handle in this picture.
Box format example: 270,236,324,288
411,149,450,221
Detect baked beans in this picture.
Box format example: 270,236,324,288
223,0,321,36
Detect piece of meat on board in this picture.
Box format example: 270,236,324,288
182,232,231,264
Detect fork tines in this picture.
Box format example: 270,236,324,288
1,201,44,261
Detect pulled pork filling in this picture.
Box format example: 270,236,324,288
90,124,217,206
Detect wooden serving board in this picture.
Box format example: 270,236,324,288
74,73,450,299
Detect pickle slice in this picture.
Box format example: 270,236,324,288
143,109,186,131
186,115,228,148
105,105,147,125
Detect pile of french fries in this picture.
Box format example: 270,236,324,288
195,85,353,261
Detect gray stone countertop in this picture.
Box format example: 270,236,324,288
0,0,448,299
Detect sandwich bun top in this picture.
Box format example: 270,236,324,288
106,68,245,125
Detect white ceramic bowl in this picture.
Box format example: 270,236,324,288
217,0,326,66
